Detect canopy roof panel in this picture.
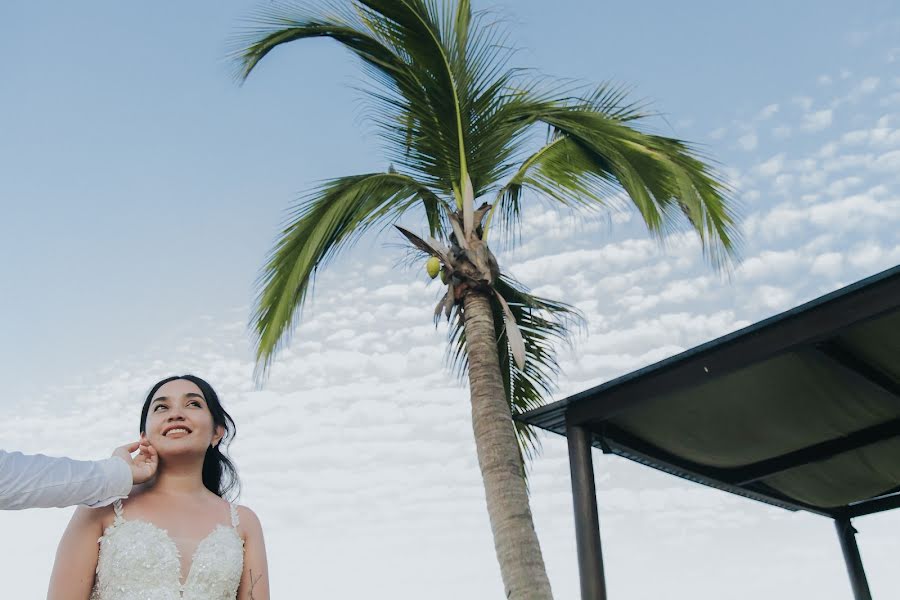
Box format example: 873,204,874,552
519,265,900,518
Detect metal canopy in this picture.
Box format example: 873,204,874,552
518,264,900,600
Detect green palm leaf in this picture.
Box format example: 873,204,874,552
252,172,439,376
237,2,463,192
527,103,740,268
235,2,543,202
485,91,740,267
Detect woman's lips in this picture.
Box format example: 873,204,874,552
162,427,191,437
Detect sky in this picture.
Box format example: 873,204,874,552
1,0,899,598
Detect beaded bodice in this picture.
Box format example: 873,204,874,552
90,499,244,600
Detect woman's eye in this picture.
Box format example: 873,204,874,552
153,405,167,412
189,400,202,407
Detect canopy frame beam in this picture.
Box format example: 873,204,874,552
814,341,900,401
729,418,900,486
597,424,835,516
845,491,900,518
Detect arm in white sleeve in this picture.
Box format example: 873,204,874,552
0,449,132,510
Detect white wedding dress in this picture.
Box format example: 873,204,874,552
89,498,244,599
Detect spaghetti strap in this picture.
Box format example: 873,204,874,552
229,503,240,528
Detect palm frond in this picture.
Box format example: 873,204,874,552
235,6,405,82
235,1,540,204
252,172,438,379
234,3,457,191
358,0,471,184
490,95,741,270
446,274,584,467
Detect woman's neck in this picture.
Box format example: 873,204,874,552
149,457,208,496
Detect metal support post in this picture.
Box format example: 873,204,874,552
566,421,607,600
834,516,872,600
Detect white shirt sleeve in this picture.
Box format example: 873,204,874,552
0,449,133,510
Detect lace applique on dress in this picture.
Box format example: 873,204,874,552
90,499,244,600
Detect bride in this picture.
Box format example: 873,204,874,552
47,375,269,599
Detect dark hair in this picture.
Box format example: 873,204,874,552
140,374,240,500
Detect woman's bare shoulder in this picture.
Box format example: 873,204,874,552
234,504,264,537
70,502,116,531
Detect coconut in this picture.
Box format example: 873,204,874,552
426,256,441,279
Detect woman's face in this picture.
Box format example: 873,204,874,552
143,379,224,457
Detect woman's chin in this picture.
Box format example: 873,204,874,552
156,442,207,459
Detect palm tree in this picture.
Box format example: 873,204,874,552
234,1,739,597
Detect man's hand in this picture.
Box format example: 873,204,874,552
112,438,158,485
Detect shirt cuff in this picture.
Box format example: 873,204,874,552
90,456,133,506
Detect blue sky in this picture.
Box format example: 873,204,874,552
2,0,897,390
1,1,900,598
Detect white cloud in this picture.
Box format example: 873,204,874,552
802,109,834,132
743,189,761,202
822,152,877,174
883,92,900,107
749,189,900,241
846,30,871,46
737,132,758,151
709,127,727,140
752,284,795,311
847,241,900,269
832,76,885,107
773,173,795,192
507,239,658,284
810,252,844,277
756,104,780,120
841,129,870,145
798,171,826,189
736,250,804,281
858,76,881,95
773,125,792,139
825,176,863,196
792,96,814,111
661,277,711,302
754,153,786,177
817,142,839,158
872,149,900,171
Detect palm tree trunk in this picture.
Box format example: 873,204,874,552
463,290,554,600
